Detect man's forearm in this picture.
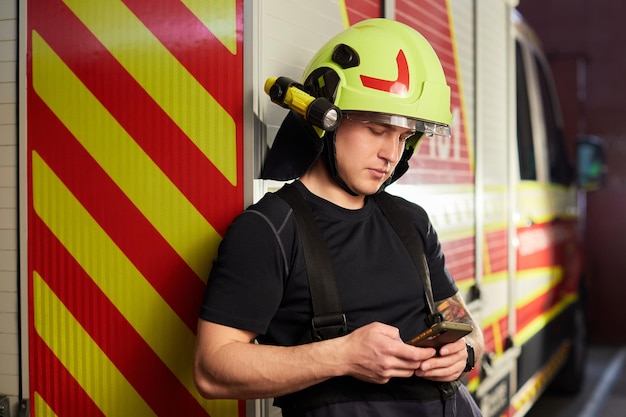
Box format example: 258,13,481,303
194,331,345,400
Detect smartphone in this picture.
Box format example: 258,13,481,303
407,321,473,348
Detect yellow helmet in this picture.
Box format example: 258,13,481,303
303,18,452,135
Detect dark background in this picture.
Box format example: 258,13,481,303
518,1,626,344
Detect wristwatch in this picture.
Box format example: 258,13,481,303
464,343,475,373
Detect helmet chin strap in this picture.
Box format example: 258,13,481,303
323,133,359,197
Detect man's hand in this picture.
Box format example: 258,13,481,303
413,337,468,382
339,322,438,384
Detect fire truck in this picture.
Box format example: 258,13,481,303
3,0,603,416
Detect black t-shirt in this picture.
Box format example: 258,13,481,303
200,181,458,346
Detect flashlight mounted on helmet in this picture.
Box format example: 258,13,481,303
264,76,342,132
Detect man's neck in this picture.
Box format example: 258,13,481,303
299,162,365,210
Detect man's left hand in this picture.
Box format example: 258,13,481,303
413,337,467,382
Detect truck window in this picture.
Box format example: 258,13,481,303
516,41,536,180
533,54,572,185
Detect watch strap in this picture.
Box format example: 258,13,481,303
464,343,475,372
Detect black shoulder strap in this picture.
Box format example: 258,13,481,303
373,192,443,326
275,184,347,341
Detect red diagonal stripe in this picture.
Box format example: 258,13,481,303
32,216,210,416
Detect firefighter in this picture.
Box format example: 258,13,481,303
194,18,484,417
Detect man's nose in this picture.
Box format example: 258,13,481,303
380,136,402,163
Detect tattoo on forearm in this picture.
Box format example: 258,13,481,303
435,293,484,359
436,294,470,324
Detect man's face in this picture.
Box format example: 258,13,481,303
333,115,415,196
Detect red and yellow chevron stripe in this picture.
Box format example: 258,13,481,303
27,0,244,415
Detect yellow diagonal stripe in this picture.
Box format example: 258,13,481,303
35,392,59,417
31,152,213,411
63,0,237,186
514,293,578,346
182,0,237,54
32,31,218,280
516,267,562,308
34,273,156,417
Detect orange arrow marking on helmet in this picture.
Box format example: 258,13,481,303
360,50,409,95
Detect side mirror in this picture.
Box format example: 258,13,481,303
576,135,606,191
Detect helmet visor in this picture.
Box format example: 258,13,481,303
343,111,451,137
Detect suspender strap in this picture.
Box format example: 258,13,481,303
373,192,443,326
275,184,347,341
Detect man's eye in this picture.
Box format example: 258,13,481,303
368,126,385,136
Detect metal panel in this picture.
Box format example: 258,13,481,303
449,0,475,147
476,0,509,187
474,0,513,347
0,1,19,414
